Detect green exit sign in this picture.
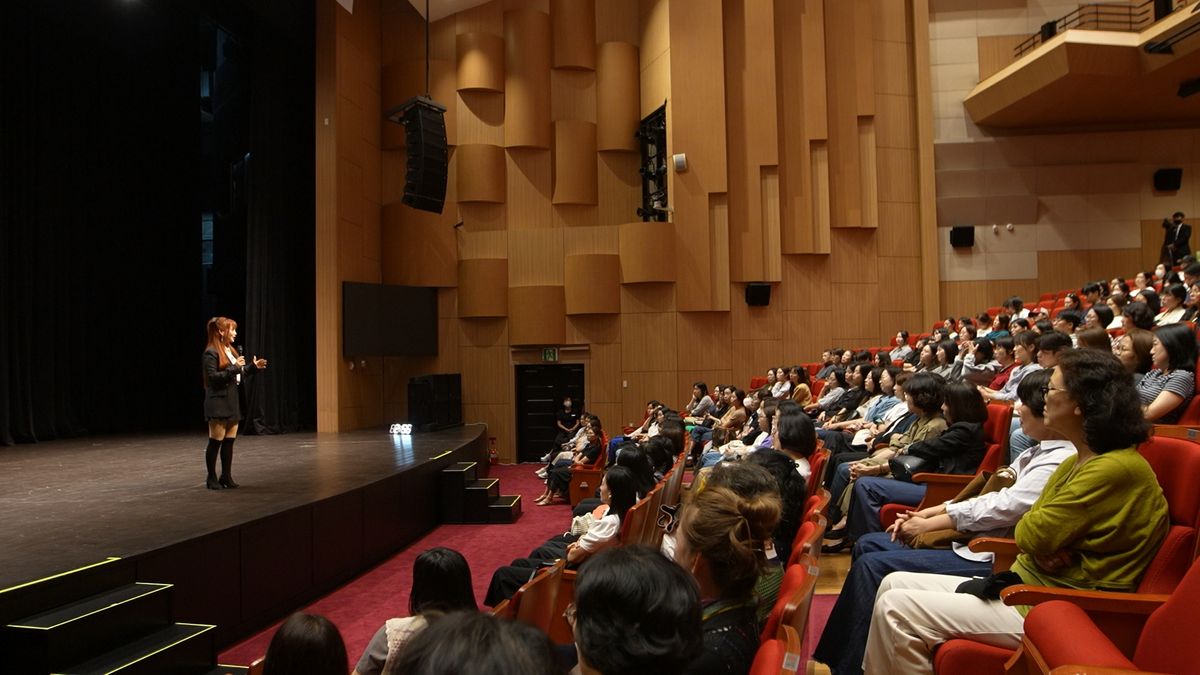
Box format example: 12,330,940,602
542,347,559,362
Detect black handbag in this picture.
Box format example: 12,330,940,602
888,454,933,483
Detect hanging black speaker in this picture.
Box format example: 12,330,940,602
386,96,448,214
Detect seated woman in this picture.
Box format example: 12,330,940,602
823,373,949,543
1008,318,1030,335
1136,287,1162,316
763,368,778,395
820,366,900,441
984,314,1011,340
806,368,847,416
1061,292,1082,313
571,546,702,675
1105,293,1128,329
1130,270,1153,297
1181,281,1200,322
694,388,748,449
536,420,604,505
1112,328,1154,387
773,410,818,480
979,331,1041,403
389,611,562,675
958,338,998,387
905,341,936,373
813,370,1075,675
674,483,781,675
1051,309,1083,346
1139,322,1197,423
1075,327,1113,351
889,331,913,362
572,440,656,518
830,380,987,550
1082,303,1114,332
770,367,792,399
684,383,714,422
485,466,638,606
1123,300,1157,332
263,613,347,675
816,363,871,429
1156,283,1188,325
930,341,960,381
352,548,477,675
862,349,1169,675
788,365,813,406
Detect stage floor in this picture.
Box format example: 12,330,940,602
0,425,487,590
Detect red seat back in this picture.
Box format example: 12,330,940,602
750,624,803,675
760,557,817,643
1135,558,1200,673
806,449,829,497
806,363,820,378
810,379,825,398
980,403,1013,473
1134,435,1200,593
618,495,651,545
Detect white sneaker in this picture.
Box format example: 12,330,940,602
535,468,548,479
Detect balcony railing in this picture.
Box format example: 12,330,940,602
1014,0,1192,57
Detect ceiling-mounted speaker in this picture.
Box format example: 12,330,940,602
949,226,975,248
1154,168,1183,192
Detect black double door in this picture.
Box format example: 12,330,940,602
515,364,585,463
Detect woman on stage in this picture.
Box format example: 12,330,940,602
202,317,267,489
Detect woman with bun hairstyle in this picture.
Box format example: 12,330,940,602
674,485,782,674
202,317,266,489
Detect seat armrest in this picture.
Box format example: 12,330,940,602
909,472,973,504
1001,585,1170,615
967,537,1019,572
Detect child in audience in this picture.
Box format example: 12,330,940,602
352,548,477,675
263,613,348,675
863,350,1167,675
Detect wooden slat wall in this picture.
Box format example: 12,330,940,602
316,0,941,458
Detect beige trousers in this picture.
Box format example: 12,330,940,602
863,571,1024,675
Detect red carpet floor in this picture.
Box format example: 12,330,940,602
219,463,572,666
218,463,839,668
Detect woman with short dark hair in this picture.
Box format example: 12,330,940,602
1123,300,1156,331
1113,329,1154,386
572,546,702,675
263,613,347,675
1156,283,1188,325
1139,322,1198,423
1136,287,1162,315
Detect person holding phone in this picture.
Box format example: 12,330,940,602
201,316,267,489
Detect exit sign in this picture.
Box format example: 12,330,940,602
542,347,559,362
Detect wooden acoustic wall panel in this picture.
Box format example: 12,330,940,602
775,0,829,254
457,32,505,92
381,59,457,150
456,144,506,202
458,258,509,317
823,0,863,227
553,120,598,205
724,0,781,283
509,286,567,345
858,117,879,228
552,0,596,71
564,254,621,314
619,221,676,283
669,0,728,310
381,199,457,287
596,42,640,152
504,10,552,149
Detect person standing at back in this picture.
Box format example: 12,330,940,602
1161,210,1191,265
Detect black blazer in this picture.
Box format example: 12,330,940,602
202,348,255,420
1162,220,1191,255
904,420,985,476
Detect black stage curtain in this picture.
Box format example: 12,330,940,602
242,2,316,435
0,0,316,445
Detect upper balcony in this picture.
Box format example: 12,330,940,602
964,0,1200,130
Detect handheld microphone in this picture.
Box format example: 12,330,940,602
236,345,245,364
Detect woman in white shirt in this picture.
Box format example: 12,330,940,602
771,366,792,398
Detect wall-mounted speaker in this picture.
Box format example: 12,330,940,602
745,282,771,306
1154,168,1183,192
387,96,448,214
949,226,975,248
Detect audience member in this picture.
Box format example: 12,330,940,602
1139,322,1197,423
263,613,348,675
389,611,563,675
353,548,476,675
1122,300,1156,331
1156,283,1187,325
1112,329,1154,387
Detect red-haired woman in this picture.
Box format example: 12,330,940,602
202,317,267,489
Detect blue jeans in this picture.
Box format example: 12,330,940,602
846,477,926,541
811,533,991,675
828,462,854,521
698,449,725,469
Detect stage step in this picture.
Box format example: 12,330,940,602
439,462,519,524
56,622,216,675
6,582,172,672
204,666,248,675
488,495,522,523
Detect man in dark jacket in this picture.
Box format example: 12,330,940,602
1161,211,1191,265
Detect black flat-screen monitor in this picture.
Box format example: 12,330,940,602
342,282,437,357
